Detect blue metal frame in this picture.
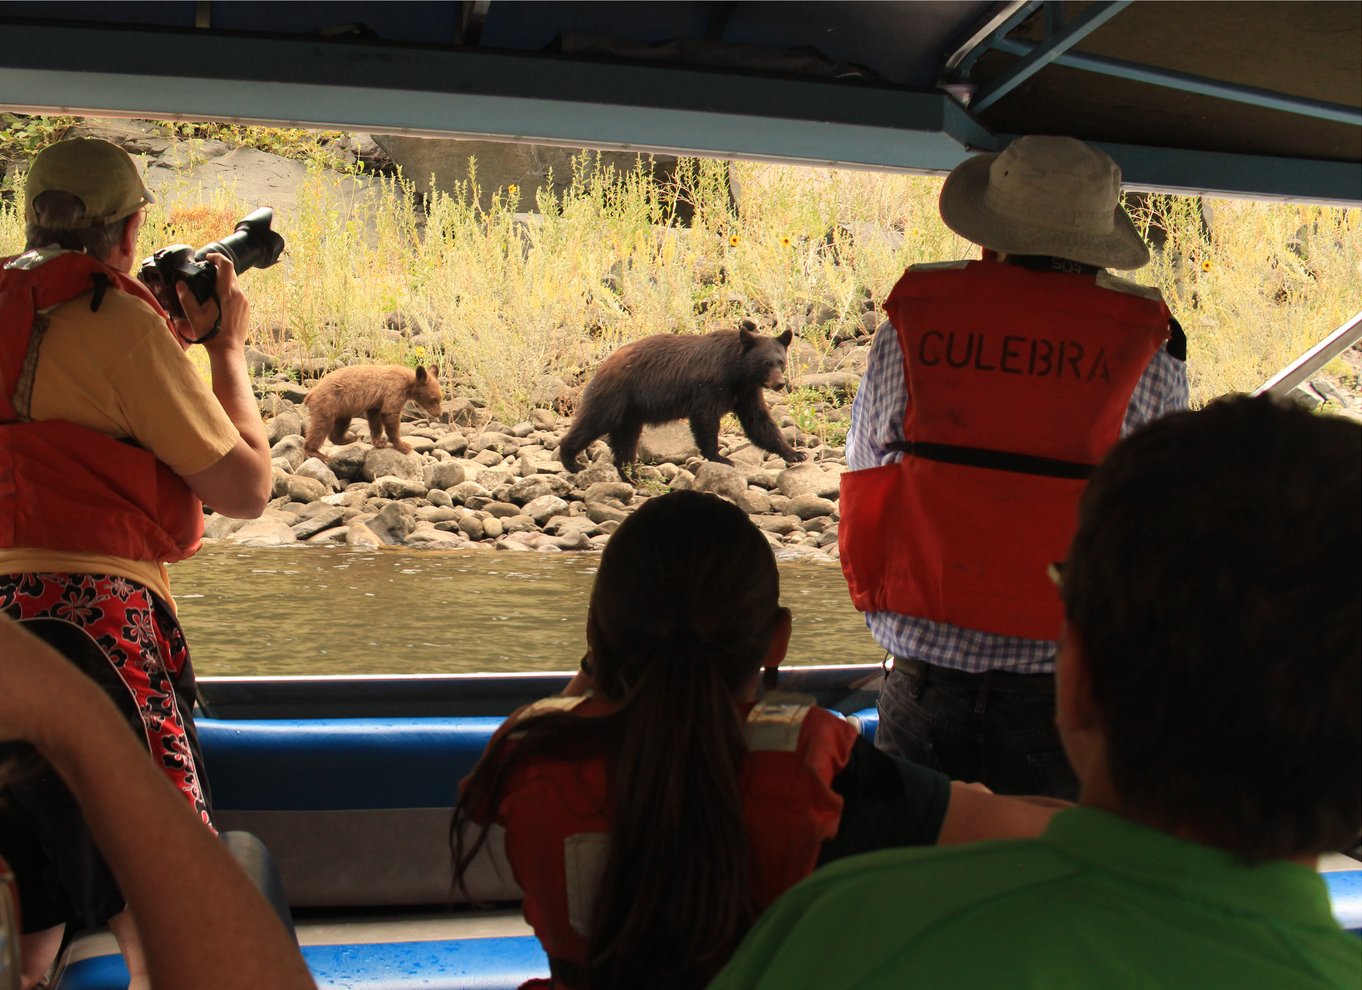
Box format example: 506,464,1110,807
0,24,987,174
0,16,1357,203
989,37,1362,127
969,1,1132,112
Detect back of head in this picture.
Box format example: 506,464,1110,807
587,489,781,698
22,138,154,258
1063,395,1361,860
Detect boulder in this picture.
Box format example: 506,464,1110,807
423,461,467,491
291,505,345,539
692,462,747,502
285,474,330,504
777,463,843,499
363,448,423,482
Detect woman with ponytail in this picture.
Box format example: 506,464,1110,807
452,491,1061,989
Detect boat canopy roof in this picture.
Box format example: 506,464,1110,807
0,1,1359,203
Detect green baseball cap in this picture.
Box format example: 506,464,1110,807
23,137,155,228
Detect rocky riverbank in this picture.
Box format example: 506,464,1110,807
216,383,857,559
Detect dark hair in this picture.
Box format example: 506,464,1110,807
453,491,782,988
1063,394,1361,860
25,190,128,259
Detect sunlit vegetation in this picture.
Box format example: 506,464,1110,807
3,119,1358,424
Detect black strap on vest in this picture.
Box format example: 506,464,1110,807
89,273,110,312
887,440,1095,480
1166,316,1187,361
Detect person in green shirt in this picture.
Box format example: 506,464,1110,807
711,394,1361,989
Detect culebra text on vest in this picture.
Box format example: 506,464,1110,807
914,329,1112,383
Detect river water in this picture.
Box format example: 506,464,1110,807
168,544,881,677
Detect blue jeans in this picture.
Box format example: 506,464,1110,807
874,658,1079,800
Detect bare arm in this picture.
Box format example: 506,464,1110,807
0,618,314,990
935,780,1070,845
175,255,272,518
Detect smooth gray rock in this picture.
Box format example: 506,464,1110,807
776,463,843,499
346,520,382,548
372,475,428,500
291,505,345,539
327,443,369,481
405,523,466,548
522,494,568,524
435,433,470,456
582,482,633,504
363,448,423,483
203,513,249,539
692,462,747,502
296,457,340,491
510,475,572,504
787,493,837,519
229,518,299,546
753,514,803,535
638,421,700,464
267,413,305,447
285,474,330,504
570,463,622,486
423,461,467,491
368,502,417,544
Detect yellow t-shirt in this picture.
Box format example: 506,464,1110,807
0,279,240,604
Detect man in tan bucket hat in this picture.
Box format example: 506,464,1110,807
838,135,1188,799
0,137,273,988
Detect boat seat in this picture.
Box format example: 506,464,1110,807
198,716,521,908
53,935,549,990
845,706,878,743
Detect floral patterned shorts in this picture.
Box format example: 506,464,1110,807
0,572,211,823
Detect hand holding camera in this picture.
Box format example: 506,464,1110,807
138,207,285,344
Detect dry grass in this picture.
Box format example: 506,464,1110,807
4,142,1358,420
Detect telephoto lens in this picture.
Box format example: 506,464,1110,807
138,207,286,323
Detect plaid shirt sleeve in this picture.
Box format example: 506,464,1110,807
1120,345,1189,437
846,320,909,470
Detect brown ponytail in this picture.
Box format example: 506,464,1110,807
453,491,783,987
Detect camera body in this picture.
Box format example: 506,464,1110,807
139,207,285,319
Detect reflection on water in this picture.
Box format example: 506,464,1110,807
169,544,881,676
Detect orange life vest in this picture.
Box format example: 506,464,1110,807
494,694,859,988
0,250,204,563
839,259,1170,641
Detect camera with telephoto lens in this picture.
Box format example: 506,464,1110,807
138,207,285,325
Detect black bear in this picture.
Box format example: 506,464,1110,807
558,323,807,474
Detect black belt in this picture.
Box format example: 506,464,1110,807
884,440,1094,480
891,657,1056,691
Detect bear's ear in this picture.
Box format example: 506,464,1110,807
414,365,428,383
776,329,793,348
739,318,758,333
739,324,759,350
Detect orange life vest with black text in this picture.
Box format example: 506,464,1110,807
0,250,204,564
839,258,1169,640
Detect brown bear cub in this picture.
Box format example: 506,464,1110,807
303,365,443,461
558,323,806,474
